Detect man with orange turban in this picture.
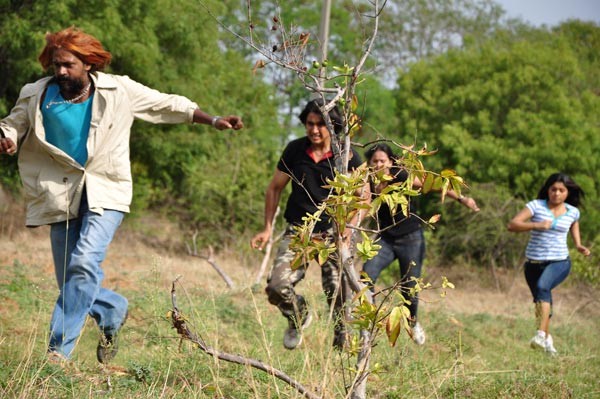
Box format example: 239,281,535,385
0,27,243,364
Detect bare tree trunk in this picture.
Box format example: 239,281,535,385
349,329,371,399
339,241,371,399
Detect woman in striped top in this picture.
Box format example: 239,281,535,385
508,173,590,355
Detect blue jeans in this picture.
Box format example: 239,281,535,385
362,229,425,319
524,258,571,304
48,192,128,358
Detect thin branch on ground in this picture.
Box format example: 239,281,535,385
169,277,322,399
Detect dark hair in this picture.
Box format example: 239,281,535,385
365,143,396,163
298,98,344,134
537,172,585,207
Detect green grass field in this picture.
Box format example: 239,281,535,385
0,224,599,398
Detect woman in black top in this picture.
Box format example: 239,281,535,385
362,144,479,345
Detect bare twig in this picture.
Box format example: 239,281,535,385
169,278,321,399
186,232,235,289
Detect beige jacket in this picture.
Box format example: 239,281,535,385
0,72,199,226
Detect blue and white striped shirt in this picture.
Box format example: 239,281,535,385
525,199,579,261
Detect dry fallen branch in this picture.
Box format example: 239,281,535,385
186,232,235,289
169,277,321,399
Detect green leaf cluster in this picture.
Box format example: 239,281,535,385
288,203,337,269
356,231,382,261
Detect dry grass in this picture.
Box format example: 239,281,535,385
2,197,600,398
2,196,598,333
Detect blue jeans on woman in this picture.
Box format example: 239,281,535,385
362,229,425,319
524,258,571,305
48,191,128,358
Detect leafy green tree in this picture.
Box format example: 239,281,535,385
554,20,600,98
393,22,600,263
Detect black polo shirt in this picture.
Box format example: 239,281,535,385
373,167,423,239
277,136,363,232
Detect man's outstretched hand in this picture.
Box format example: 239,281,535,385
0,137,17,155
215,115,244,131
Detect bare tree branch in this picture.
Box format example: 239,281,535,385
186,232,235,289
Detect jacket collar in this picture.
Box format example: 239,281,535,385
90,71,118,90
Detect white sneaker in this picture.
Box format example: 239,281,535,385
530,330,546,350
411,322,426,345
283,313,313,350
545,334,558,355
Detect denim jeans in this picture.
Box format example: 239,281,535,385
524,258,571,304
362,229,425,319
48,191,128,358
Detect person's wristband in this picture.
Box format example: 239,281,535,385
457,195,465,203
211,116,221,128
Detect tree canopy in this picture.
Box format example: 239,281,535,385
393,21,600,242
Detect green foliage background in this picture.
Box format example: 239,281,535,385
392,21,600,271
1,1,599,276
0,0,282,246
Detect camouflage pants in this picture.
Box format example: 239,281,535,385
265,226,349,330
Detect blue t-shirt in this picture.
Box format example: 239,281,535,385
42,83,93,166
525,199,580,261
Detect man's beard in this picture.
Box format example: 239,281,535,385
57,77,85,98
